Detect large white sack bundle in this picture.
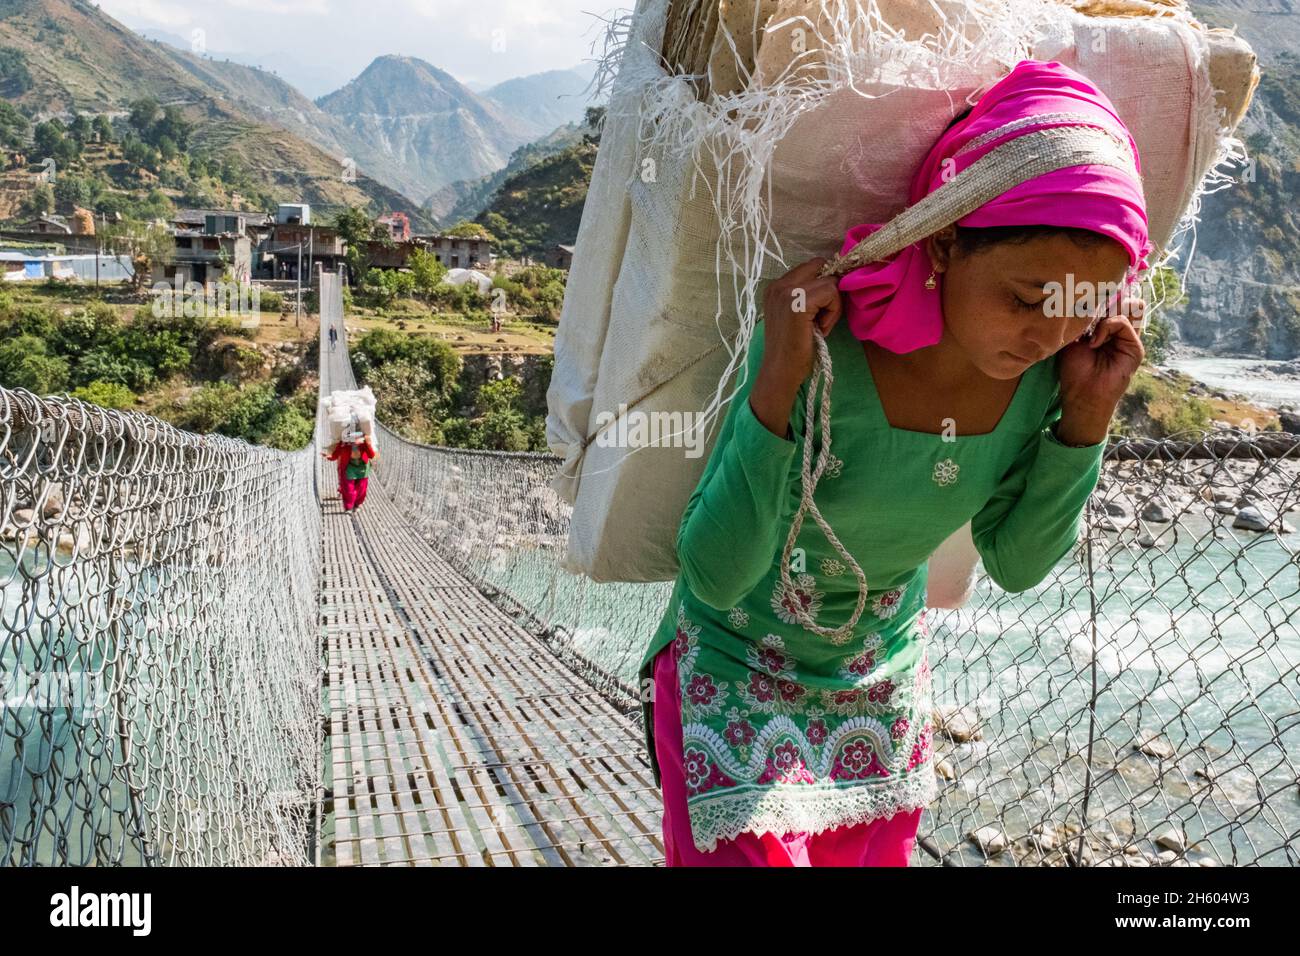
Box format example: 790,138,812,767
323,388,378,446
322,386,376,412
548,0,1257,584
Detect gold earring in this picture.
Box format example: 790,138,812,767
924,270,937,290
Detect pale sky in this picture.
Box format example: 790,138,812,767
93,0,626,96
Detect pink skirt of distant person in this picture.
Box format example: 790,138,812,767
652,643,925,866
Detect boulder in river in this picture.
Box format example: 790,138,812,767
968,825,1008,855
1136,735,1175,759
1140,497,1175,522
1233,505,1294,532
933,704,982,742
1154,825,1187,853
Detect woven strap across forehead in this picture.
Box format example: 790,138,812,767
820,123,1143,279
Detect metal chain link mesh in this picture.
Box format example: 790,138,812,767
0,361,321,865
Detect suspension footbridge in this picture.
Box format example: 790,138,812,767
2,271,1297,867
318,274,663,865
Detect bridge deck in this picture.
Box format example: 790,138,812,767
319,473,665,866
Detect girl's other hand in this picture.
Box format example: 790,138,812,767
1056,294,1145,443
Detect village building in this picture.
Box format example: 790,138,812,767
364,238,422,270
153,212,253,287
16,214,72,235
416,232,493,270
276,203,311,226
547,243,576,270
171,208,272,237
263,222,346,282
377,212,412,241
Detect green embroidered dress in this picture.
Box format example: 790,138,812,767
638,317,1108,853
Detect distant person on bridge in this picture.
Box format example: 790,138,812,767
322,435,378,512
638,61,1148,866
328,324,338,351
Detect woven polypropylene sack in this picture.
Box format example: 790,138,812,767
561,124,734,579
546,0,672,504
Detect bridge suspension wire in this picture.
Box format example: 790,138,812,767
322,286,671,711
316,273,664,865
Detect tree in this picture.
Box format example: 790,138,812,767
475,377,530,450
0,335,69,394
93,114,114,144
445,220,496,241
409,247,448,298
121,134,157,171
333,206,386,285
70,113,94,145
0,100,28,148
70,380,135,410
0,47,32,96
102,219,175,292
19,183,54,219
352,328,460,404
153,106,192,151
34,120,78,166
128,98,162,138
54,173,98,207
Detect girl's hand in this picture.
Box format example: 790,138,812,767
758,257,844,393
1055,294,1146,444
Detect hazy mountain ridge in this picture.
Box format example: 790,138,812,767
144,39,420,210
482,67,596,134
429,122,588,223
316,55,596,204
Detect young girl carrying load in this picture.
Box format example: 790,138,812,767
323,435,379,512
640,59,1150,866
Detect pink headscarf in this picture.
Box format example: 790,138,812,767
837,58,1153,352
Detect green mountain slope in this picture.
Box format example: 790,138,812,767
476,139,598,257
0,0,426,221
430,121,587,223
145,39,424,214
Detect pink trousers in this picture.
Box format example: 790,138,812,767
339,476,368,511
652,643,924,866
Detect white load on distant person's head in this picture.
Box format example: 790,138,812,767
321,387,378,448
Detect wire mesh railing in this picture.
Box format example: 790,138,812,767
0,350,322,865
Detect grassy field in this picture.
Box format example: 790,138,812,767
344,297,556,356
